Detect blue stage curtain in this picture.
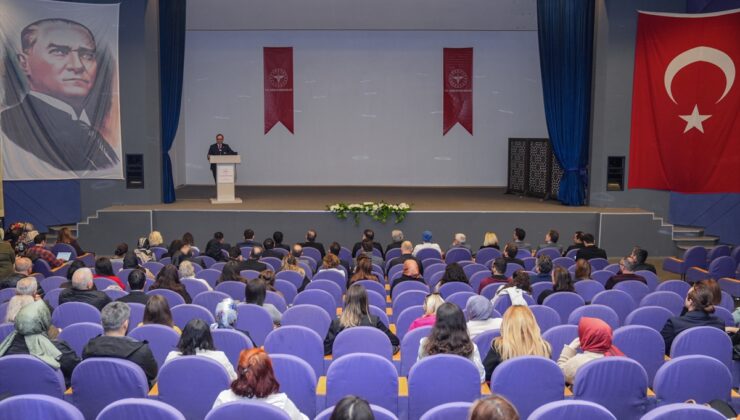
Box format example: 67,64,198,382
159,0,186,203
536,0,594,206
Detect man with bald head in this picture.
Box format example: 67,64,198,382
1,18,118,173
390,258,425,294
58,267,111,310
387,241,424,275
0,256,33,289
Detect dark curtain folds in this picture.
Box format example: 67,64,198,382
536,0,594,206
159,0,186,203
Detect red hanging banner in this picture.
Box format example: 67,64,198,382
264,47,294,134
443,48,473,135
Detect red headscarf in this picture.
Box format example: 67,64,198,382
578,317,624,357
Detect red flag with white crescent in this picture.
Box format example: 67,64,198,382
264,47,294,134
443,48,473,135
628,9,740,193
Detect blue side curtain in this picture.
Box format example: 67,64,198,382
537,0,594,206
159,0,186,203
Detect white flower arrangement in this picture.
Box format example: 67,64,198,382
326,201,412,225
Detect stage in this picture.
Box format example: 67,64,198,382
77,186,678,258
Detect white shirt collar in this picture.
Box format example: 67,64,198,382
28,91,91,125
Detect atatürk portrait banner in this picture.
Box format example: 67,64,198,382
264,47,294,134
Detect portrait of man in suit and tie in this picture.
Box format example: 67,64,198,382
207,133,237,182
1,16,121,179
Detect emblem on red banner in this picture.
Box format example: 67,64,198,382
264,47,294,134
443,48,473,135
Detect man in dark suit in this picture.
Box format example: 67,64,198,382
629,246,657,274
352,229,384,258
116,270,149,305
301,229,326,259
207,133,237,181
237,247,268,273
262,238,284,260
58,268,111,311
388,241,424,275
575,233,608,261
605,258,647,290
502,243,525,267
1,19,119,174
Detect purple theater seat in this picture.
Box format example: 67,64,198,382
355,280,387,299
634,270,659,291
234,304,273,346
591,290,635,324
193,291,231,316
568,304,620,330
126,302,145,334
718,277,740,298
103,289,128,301
97,398,185,420
293,289,337,319
317,404,398,420
0,355,66,398
531,282,553,302
589,258,609,271
528,400,616,420
590,270,613,286
313,270,346,292
490,356,565,419
522,257,537,271
400,326,432,376
653,355,731,405
270,354,318,418
613,325,665,386
51,302,101,328
714,307,734,327
196,269,221,288
128,324,180,367
427,272,444,289
369,305,390,328
159,356,231,420
142,262,164,276
552,257,575,269
720,291,733,312
211,329,253,368
463,263,488,279
171,304,215,329
306,280,343,306
205,400,290,420
614,280,650,305
529,305,561,333
573,357,649,420
260,257,281,272
326,353,398,413
151,247,167,260
392,290,427,322
625,306,674,332
417,248,442,262
492,292,536,315
0,394,84,420
472,329,500,357
542,325,578,362
385,248,402,263
438,282,473,298
366,290,386,311
391,281,429,299
663,246,707,277
71,358,149,419
476,248,501,265
504,263,524,278
408,354,481,420
655,280,690,297
419,402,472,420
93,277,119,291
332,326,392,361
574,280,605,303
543,292,585,323
264,325,324,377
57,322,103,357
199,256,216,268
468,271,489,294
146,289,185,308
670,326,732,371
446,248,472,264
265,291,287,313
536,248,561,259
274,280,297,305
275,271,303,290
40,276,67,293
640,291,685,316
301,247,321,265
281,303,332,338
640,402,726,420
686,256,736,283
214,281,246,301
395,306,425,342
604,263,621,274
180,279,210,300
0,288,15,304
447,291,476,312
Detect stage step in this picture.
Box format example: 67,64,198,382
674,235,720,251
671,225,705,239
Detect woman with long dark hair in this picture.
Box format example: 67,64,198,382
57,227,84,256
165,319,236,380
150,264,192,304
661,282,724,355
217,261,247,285
418,302,485,382
537,266,575,304
348,255,378,288
93,257,125,289
435,263,469,291
141,295,181,334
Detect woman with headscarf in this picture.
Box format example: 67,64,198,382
211,298,255,347
557,317,624,384
466,296,502,339
0,300,80,386
390,259,425,295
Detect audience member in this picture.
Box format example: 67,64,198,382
23,233,63,268
238,247,269,273
479,231,500,250
83,302,158,387
537,266,575,305
604,258,647,290
291,243,303,259
536,229,562,255
408,293,444,332
116,270,149,305
148,230,164,248
478,258,509,294
94,257,125,289
660,282,724,355
179,260,212,291
211,298,255,345
111,243,128,263
574,259,592,281
352,229,384,258
329,242,352,273
512,227,531,252
259,270,280,295
59,268,112,310
181,232,195,247
483,306,551,382
348,256,379,288
141,295,181,333
699,279,722,306
0,236,14,281
236,228,259,249
245,277,282,326
449,233,472,252
330,395,374,420
502,243,525,267
418,302,485,382
0,300,79,386
355,239,384,267
218,261,249,285
262,238,283,260
4,277,40,323
466,295,502,339
563,231,585,256
170,240,194,268
318,254,346,278
164,239,183,259
387,241,424,275
386,229,404,254
123,252,154,278
324,284,399,355
558,317,623,384
390,259,425,295
57,227,85,257
530,255,553,283
227,246,245,265
212,348,308,420
301,229,326,259
150,264,192,304
280,255,309,291
468,395,520,420
629,246,656,274
61,260,87,289
273,231,290,251
204,232,230,262
0,256,33,290
165,319,237,380
494,270,532,305
435,263,468,291
412,231,442,257
575,233,607,261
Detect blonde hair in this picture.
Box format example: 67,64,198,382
339,284,370,328
281,255,305,277
5,295,35,323
423,293,444,316
483,232,499,247
493,306,551,361
148,231,164,247
178,260,195,278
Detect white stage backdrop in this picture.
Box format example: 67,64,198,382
181,31,547,186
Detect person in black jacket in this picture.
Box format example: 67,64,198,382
351,229,384,259
661,282,725,355
301,229,326,259
83,302,158,387
58,268,112,311
575,233,608,261
629,246,657,274
149,265,192,304
324,284,399,355
502,243,525,267
116,270,150,305
204,232,230,262
207,133,237,181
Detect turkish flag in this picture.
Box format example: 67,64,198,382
443,48,473,135
264,47,294,134
629,9,740,193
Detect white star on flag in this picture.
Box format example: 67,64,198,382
679,105,711,134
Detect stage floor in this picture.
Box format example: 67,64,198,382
106,186,646,213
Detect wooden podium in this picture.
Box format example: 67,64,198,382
208,155,242,204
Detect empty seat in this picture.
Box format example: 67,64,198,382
158,356,232,420
528,400,616,420
97,398,185,420
490,356,564,419
71,358,149,419
326,353,398,414
0,394,84,420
